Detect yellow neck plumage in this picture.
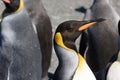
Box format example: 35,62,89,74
54,32,76,53
14,0,24,13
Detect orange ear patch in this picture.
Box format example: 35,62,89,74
79,22,96,31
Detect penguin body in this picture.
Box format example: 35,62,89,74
0,0,42,80
54,40,96,80
24,0,52,78
80,0,120,74
106,21,120,80
53,19,105,80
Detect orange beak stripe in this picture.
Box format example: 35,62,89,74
79,22,97,31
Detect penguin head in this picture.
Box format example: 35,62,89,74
54,18,105,52
2,0,23,13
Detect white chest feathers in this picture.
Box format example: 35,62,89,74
107,61,120,80
73,54,96,80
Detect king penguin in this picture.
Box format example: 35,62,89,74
79,0,120,78
105,21,120,80
53,18,105,80
0,0,42,80
23,0,52,79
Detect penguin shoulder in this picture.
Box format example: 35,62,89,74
1,17,16,45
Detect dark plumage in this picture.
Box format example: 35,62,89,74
24,0,52,79
79,0,120,79
106,21,120,80
3,0,20,13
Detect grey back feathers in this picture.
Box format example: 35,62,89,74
0,8,42,80
24,0,52,79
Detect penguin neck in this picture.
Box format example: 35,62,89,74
63,40,77,52
2,0,24,17
54,32,79,79
54,32,77,53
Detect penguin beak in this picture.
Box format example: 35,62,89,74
78,18,105,31
2,0,10,4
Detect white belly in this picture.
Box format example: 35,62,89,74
73,54,96,80
107,61,120,80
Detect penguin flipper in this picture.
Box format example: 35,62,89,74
96,52,119,80
79,30,88,57
95,62,112,80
